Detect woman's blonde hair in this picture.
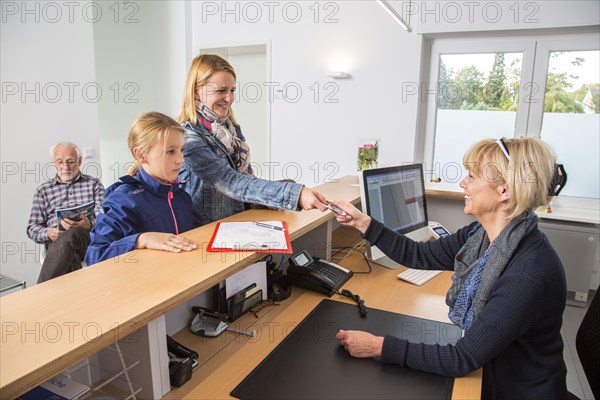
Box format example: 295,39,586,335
463,137,556,218
127,111,186,175
177,54,237,125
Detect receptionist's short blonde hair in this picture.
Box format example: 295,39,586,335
463,137,556,218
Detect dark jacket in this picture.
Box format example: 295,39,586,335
85,168,193,265
364,219,568,400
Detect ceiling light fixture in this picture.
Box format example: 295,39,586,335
377,0,412,32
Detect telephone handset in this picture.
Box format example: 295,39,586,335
286,250,353,297
429,223,451,239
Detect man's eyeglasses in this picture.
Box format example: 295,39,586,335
54,160,78,166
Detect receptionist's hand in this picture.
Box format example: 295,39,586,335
136,232,197,253
336,329,384,358
330,200,372,234
299,187,329,211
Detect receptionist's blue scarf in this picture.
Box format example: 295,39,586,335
446,212,537,331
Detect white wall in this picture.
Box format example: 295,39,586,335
92,1,188,186
191,1,424,185
228,51,269,175
1,1,598,287
1,0,102,286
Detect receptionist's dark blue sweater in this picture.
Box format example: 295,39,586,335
363,219,568,400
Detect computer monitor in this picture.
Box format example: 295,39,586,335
358,163,430,269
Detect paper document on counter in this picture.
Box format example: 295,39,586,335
207,221,292,254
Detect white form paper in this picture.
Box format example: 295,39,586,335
209,221,289,251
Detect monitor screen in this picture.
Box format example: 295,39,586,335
359,164,429,236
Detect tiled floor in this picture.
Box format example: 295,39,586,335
562,290,596,400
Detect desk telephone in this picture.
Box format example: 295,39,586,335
287,250,353,296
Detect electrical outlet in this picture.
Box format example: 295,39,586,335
574,291,588,302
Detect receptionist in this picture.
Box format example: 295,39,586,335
333,137,568,400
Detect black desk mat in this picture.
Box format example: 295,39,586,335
231,299,462,399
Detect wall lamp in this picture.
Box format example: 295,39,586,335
326,71,351,79
377,0,412,32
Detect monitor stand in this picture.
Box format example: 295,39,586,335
366,225,432,269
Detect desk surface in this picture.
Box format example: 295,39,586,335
165,228,482,400
0,176,360,399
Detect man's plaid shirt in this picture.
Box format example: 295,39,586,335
26,174,106,243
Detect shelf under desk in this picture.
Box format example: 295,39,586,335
166,228,482,400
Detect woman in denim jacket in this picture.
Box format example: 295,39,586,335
177,54,327,227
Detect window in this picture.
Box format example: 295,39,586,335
538,49,600,198
422,32,599,200
433,51,524,181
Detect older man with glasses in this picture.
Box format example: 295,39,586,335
26,142,106,283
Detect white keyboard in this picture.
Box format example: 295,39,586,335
397,269,443,286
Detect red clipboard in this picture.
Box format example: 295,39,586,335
207,221,293,254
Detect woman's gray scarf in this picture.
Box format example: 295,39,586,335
195,100,252,175
446,211,537,331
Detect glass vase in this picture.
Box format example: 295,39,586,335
357,138,379,171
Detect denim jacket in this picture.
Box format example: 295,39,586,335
179,121,303,227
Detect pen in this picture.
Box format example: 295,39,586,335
233,243,270,250
253,222,286,231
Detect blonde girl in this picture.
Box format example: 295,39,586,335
85,112,196,265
